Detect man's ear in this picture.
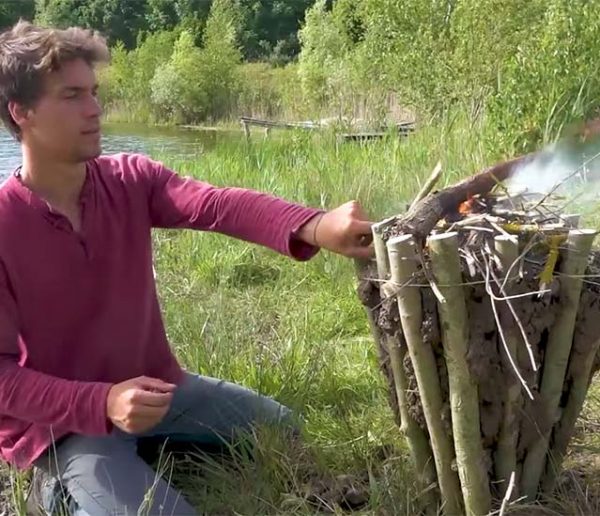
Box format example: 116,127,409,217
7,101,32,133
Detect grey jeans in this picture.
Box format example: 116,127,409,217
33,372,297,515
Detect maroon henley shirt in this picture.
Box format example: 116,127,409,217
0,152,321,470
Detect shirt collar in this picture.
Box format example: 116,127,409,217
9,162,93,216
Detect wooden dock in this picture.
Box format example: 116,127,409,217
239,116,416,142
240,116,317,138
341,122,415,142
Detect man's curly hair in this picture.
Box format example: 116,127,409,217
0,20,109,140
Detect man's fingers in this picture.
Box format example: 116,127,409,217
357,232,373,247
352,220,373,236
133,389,173,407
135,376,177,393
348,244,375,259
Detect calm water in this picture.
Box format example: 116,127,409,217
0,123,239,179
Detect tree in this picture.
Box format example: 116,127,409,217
237,0,316,63
298,0,349,109
35,0,148,48
0,0,36,29
145,0,210,42
150,0,241,122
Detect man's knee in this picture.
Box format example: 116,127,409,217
33,433,197,515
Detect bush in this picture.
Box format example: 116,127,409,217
150,31,208,123
298,0,600,146
150,0,242,123
99,29,179,122
297,0,350,116
236,63,305,120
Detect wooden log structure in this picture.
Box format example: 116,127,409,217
428,232,492,515
520,229,598,500
356,147,600,514
387,235,462,515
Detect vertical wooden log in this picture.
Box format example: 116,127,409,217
428,232,492,516
541,333,600,494
372,218,396,280
387,235,463,516
493,235,522,499
521,229,598,500
353,241,401,429
385,237,437,511
362,226,438,510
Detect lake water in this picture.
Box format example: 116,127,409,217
0,123,239,180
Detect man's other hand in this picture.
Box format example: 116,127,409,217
106,376,176,434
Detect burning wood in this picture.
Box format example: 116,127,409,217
356,154,600,515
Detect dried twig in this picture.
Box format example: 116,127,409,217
410,161,443,211
482,252,535,400
499,471,516,516
483,241,540,372
483,216,511,237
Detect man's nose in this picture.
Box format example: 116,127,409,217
84,93,102,118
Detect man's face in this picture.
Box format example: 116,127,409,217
20,58,103,163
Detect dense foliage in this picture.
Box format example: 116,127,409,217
297,0,600,148
3,1,600,148
1,0,313,62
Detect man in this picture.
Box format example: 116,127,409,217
0,21,374,515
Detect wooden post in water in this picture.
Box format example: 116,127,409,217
241,118,250,140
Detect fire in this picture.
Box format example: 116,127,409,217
458,196,476,215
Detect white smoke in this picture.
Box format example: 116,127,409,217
506,142,600,201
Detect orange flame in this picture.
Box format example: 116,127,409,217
458,196,475,215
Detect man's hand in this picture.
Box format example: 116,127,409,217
106,376,176,434
298,201,374,259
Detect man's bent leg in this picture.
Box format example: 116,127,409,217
144,372,299,446
34,433,198,516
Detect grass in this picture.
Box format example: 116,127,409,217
2,113,600,514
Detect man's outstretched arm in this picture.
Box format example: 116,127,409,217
141,156,374,260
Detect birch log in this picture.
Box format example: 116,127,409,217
521,229,598,500
541,332,600,494
387,235,462,516
365,226,438,510
372,218,396,279
353,224,400,427
428,232,491,516
385,240,437,509
493,235,521,499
